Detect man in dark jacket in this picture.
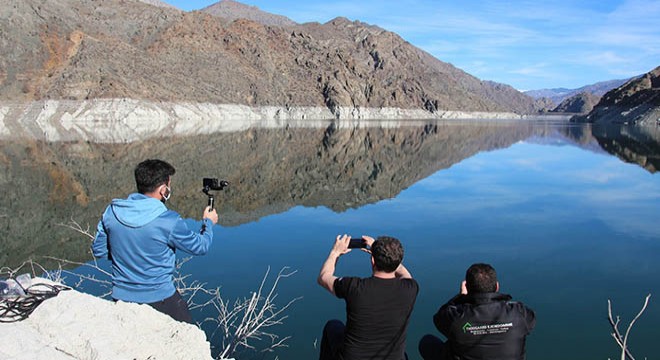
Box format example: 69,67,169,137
419,263,535,360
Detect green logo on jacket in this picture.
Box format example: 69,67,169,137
462,322,472,333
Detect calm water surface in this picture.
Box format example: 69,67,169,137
2,119,659,359
211,133,658,359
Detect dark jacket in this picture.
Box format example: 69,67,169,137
433,292,536,360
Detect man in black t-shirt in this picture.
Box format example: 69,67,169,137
317,234,419,360
418,263,536,360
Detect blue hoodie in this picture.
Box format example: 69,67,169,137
92,193,214,303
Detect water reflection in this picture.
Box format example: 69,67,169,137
2,118,659,360
0,120,657,269
591,124,660,172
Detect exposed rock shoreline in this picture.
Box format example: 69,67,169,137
0,99,567,143
0,278,214,360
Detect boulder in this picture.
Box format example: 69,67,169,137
0,278,213,360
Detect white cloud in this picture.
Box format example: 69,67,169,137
573,168,629,184
509,63,551,76
583,51,629,66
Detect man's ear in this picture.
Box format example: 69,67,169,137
371,256,377,271
158,184,169,200
496,281,500,292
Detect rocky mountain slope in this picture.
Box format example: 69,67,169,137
573,66,660,125
201,0,297,27
0,0,538,115
551,91,600,114
137,0,178,10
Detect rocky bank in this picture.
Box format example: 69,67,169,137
0,278,213,360
0,99,532,143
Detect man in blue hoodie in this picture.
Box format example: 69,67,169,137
92,159,218,323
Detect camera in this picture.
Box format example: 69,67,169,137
203,178,229,192
202,178,229,209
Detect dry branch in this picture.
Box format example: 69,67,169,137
608,294,651,360
204,266,301,359
39,219,300,359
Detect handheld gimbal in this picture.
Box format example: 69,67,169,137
202,178,229,210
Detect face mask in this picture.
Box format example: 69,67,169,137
162,185,171,202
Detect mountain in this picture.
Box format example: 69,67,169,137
550,91,600,114
525,78,632,105
573,66,660,125
0,0,538,115
137,0,178,9
201,0,297,27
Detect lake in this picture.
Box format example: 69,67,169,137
1,118,659,359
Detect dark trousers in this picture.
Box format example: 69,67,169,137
320,319,410,360
320,319,345,360
147,290,193,324
418,334,446,360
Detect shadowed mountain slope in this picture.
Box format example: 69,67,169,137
573,66,660,125
551,92,600,114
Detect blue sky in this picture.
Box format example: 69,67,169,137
163,0,660,91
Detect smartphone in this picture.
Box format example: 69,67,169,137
348,238,367,249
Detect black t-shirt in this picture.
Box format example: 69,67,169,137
334,276,419,360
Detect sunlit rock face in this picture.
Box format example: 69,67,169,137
0,0,537,114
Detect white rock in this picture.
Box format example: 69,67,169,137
0,278,213,360
0,99,534,143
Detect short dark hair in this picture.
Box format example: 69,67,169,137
134,159,175,194
371,236,404,273
465,263,498,293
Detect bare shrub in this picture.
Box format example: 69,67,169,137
41,219,301,359
202,267,301,359
608,294,651,360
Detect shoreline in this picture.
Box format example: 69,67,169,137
0,277,214,360
0,99,571,143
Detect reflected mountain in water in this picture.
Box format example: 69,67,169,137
591,124,660,173
528,123,660,173
1,120,657,267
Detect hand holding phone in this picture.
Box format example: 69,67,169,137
348,237,368,249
